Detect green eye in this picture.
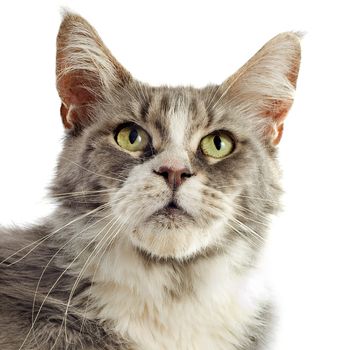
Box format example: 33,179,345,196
200,131,234,159
115,125,150,152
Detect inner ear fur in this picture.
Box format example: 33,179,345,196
56,12,132,131
221,32,301,145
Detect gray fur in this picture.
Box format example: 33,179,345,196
0,12,300,350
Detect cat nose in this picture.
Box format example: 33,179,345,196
154,166,193,189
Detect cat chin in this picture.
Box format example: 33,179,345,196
127,219,226,260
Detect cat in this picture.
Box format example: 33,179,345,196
0,11,301,350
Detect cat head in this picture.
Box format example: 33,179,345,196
53,12,301,261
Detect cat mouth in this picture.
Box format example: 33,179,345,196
163,201,183,214
152,200,192,219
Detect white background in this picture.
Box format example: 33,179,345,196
0,1,349,349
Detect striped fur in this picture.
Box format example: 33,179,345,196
0,12,301,350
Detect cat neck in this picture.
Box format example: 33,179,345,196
80,230,263,303
79,235,268,350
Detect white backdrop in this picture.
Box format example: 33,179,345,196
0,1,349,349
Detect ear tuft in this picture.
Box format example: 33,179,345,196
56,12,132,131
220,32,302,145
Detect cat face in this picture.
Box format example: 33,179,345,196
53,13,301,261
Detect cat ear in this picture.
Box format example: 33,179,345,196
56,12,132,131
220,32,301,145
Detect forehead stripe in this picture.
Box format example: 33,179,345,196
169,102,188,146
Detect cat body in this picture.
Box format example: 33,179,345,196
0,224,270,350
0,12,301,350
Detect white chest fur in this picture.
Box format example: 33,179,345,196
85,238,268,350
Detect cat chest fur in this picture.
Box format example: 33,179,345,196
84,239,268,350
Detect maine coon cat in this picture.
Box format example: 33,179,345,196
0,12,301,350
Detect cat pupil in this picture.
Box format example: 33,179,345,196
214,135,222,150
129,129,138,144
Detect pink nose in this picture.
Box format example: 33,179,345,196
154,166,193,189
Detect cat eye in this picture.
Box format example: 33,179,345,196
200,131,235,159
114,124,150,152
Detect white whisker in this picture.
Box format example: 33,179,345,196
18,215,117,350
0,203,111,266
31,211,114,325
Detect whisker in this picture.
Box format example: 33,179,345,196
224,221,259,247
230,216,265,242
63,217,126,340
60,156,120,182
61,217,122,344
186,191,266,245
19,215,117,350
233,204,270,226
235,193,279,204
0,203,111,266
206,85,221,111
1,188,154,266
51,189,114,198
214,188,279,204
31,211,114,325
